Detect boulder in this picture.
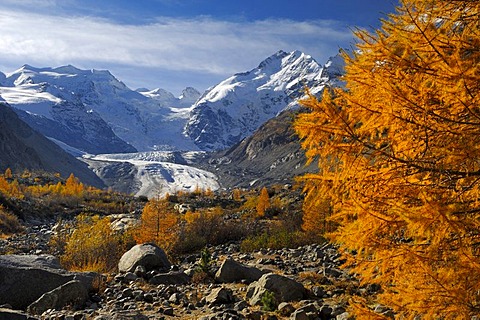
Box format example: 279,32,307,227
118,243,171,273
205,287,234,305
27,280,88,315
215,258,266,284
0,255,95,310
148,271,190,285
246,273,306,306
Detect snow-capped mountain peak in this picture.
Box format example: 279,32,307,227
0,64,198,153
0,50,342,155
137,86,200,108
183,49,335,151
179,87,201,105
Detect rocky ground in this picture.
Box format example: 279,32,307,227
0,222,389,320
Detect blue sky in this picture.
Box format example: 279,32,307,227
0,0,398,95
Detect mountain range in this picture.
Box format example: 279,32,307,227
0,50,344,197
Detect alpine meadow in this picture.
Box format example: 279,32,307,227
295,0,480,318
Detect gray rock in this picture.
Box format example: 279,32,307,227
123,272,138,282
121,288,134,299
168,293,182,304
27,280,88,315
290,309,310,320
336,312,351,320
311,285,326,298
148,271,190,285
247,273,306,306
215,258,266,284
101,312,149,320
118,243,171,273
0,254,95,310
205,287,234,305
134,265,146,277
0,308,38,320
278,302,295,316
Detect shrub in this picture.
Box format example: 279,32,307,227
60,214,134,273
240,228,310,252
197,247,212,274
261,290,278,311
0,206,24,237
173,207,249,255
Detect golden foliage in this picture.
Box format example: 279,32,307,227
232,188,242,201
63,173,84,197
256,187,270,218
0,205,24,237
3,168,12,180
0,177,24,199
61,214,132,272
134,198,180,253
295,0,480,318
301,179,334,235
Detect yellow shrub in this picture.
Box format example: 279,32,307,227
0,206,24,237
61,214,132,273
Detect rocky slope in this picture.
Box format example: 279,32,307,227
0,102,104,187
191,108,315,189
0,227,372,320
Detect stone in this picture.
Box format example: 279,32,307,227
27,280,88,315
0,308,38,320
278,302,295,316
336,312,351,320
289,309,310,320
109,312,149,319
148,271,190,285
163,307,174,316
121,288,134,299
0,254,95,310
214,258,266,284
123,272,138,282
134,265,146,277
168,293,181,304
311,286,326,298
205,287,234,305
246,273,306,306
118,243,171,273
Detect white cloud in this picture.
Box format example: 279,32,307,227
0,8,354,92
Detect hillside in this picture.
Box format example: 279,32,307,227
0,102,104,187
197,109,317,189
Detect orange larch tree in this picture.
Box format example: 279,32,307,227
256,187,270,218
135,197,180,254
295,0,480,318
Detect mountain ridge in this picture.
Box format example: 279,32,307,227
184,50,337,151
0,49,343,155
0,50,345,195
